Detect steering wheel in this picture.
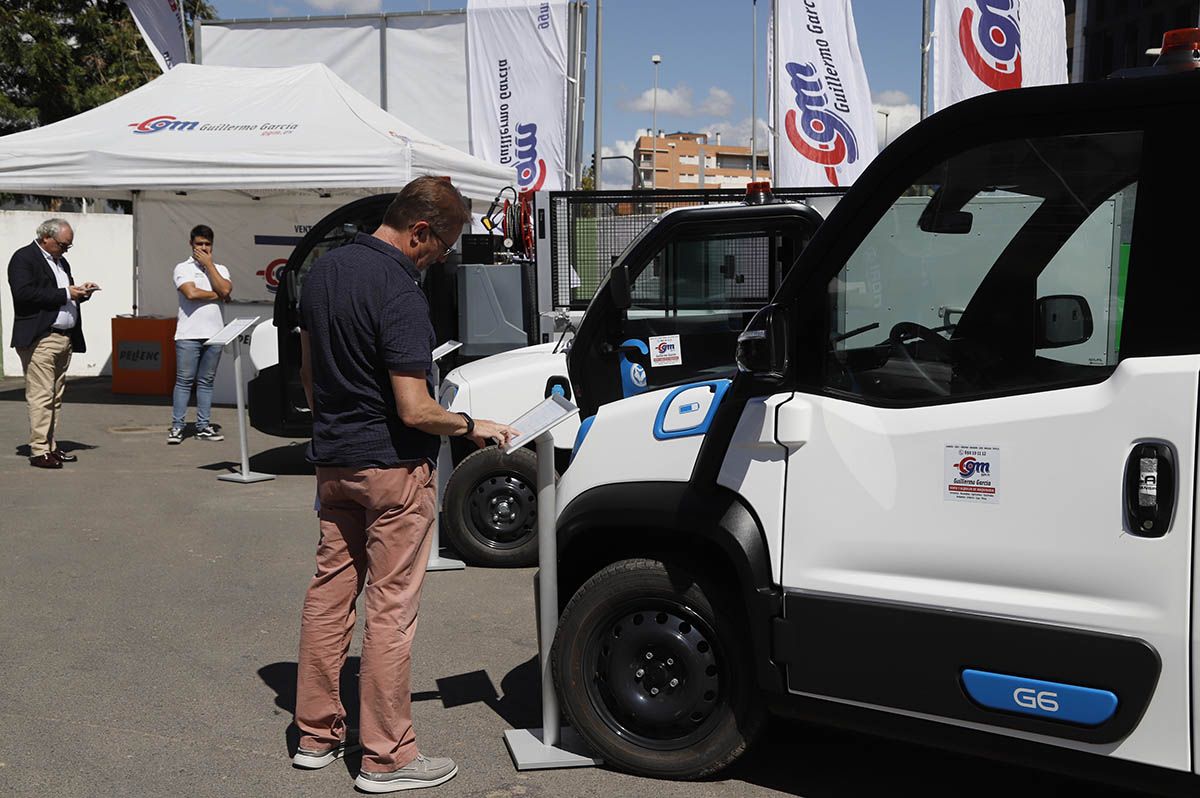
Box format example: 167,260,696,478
888,321,953,397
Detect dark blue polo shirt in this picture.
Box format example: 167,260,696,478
299,233,439,468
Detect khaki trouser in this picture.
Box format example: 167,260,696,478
17,331,72,457
296,460,437,773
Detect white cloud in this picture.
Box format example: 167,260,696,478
598,133,643,190
698,87,735,117
623,85,737,118
873,89,912,107
624,85,694,115
694,116,769,150
305,0,381,12
872,101,919,147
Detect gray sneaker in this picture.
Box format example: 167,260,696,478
292,735,361,769
167,427,183,445
354,754,458,792
194,426,224,441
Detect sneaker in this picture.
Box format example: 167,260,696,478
292,735,361,769
354,754,458,793
167,427,183,445
194,427,224,442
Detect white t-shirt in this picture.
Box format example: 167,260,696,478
174,258,232,340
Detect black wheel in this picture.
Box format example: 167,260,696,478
442,446,543,567
552,558,764,779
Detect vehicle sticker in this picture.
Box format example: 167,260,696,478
945,445,999,504
649,334,682,367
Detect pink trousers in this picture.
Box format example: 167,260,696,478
295,461,436,773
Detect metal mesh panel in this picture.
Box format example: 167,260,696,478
630,233,773,310
548,188,842,309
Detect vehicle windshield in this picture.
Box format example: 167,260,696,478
827,131,1141,402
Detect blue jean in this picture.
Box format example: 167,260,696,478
172,339,223,429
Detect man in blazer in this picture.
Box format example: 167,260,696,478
8,218,100,469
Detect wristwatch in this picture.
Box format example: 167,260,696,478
457,412,475,437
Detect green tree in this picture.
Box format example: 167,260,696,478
0,0,215,136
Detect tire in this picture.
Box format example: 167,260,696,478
441,446,543,567
552,558,765,779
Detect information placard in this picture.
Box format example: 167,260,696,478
205,316,260,348
506,394,579,453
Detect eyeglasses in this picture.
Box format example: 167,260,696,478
428,226,457,260
53,238,72,252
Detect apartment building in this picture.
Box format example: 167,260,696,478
632,131,770,190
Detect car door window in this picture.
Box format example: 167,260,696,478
825,131,1142,404
625,227,804,389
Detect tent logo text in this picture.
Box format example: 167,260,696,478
129,115,199,134
515,122,546,193
783,61,859,187
958,0,1022,90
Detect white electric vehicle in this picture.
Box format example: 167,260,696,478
439,195,828,566
549,35,1200,788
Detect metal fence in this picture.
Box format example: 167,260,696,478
548,188,845,310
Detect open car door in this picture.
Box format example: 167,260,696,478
566,202,823,420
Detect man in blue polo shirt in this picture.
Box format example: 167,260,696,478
294,176,514,793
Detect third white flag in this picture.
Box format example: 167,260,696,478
933,0,1067,112
771,0,877,188
126,0,189,72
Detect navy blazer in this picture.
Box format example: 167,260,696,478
7,241,87,353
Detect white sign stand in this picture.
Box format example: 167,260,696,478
207,317,275,485
427,341,466,572
501,396,601,771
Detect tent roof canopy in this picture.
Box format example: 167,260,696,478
0,63,512,204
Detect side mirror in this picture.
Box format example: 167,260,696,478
1036,294,1093,348
737,303,789,379
609,263,631,310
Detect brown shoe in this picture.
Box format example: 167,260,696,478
30,453,63,469
50,449,77,463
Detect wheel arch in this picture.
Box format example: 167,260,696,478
557,481,784,694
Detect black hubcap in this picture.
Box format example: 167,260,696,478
584,602,723,750
466,472,537,549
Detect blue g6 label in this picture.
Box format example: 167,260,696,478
961,669,1118,726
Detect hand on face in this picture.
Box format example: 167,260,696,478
192,239,214,269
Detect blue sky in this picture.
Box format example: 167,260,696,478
203,0,926,186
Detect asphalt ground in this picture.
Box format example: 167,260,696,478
0,376,1176,797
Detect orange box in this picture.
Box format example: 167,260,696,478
111,316,177,395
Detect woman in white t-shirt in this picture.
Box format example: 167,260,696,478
168,224,233,444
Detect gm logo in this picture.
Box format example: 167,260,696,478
783,62,859,187
655,340,676,355
515,122,547,193
961,669,1117,726
129,115,199,134
958,0,1022,91
955,456,990,478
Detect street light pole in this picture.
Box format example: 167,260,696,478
877,108,890,147
651,54,661,190
751,0,757,182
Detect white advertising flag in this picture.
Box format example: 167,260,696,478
126,0,188,72
467,0,568,193
771,0,878,188
933,0,1067,113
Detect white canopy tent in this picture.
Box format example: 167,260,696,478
0,62,513,317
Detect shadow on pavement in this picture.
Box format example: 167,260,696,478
723,716,1156,798
0,376,171,407
250,442,314,476
259,658,362,758
431,656,540,730
14,439,99,457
